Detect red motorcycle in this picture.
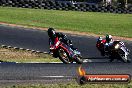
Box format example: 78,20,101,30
96,38,106,54
50,37,83,64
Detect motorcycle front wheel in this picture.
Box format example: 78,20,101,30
118,51,131,63
120,55,131,63
74,55,83,64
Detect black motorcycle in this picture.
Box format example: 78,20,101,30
106,41,131,62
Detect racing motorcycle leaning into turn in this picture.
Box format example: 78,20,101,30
49,37,83,64
96,37,131,63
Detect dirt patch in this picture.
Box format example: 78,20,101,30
0,22,132,41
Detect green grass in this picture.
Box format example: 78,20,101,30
0,7,132,37
4,81,132,88
0,47,60,63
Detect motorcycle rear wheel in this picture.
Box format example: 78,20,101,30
58,48,72,64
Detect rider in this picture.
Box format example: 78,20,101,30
104,34,114,52
97,36,105,56
47,28,75,51
97,35,113,56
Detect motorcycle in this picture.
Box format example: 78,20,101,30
96,38,131,63
50,37,83,64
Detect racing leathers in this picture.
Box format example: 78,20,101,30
49,32,75,53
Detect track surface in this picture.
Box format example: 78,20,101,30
0,25,132,85
0,25,131,58
0,63,132,85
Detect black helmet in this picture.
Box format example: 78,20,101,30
47,28,56,38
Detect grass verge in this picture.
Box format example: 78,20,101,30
0,47,60,63
0,7,132,38
4,81,132,88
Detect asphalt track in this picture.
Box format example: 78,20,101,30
0,24,132,85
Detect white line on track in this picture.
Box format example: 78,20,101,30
40,76,72,78
15,62,64,64
15,59,92,64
